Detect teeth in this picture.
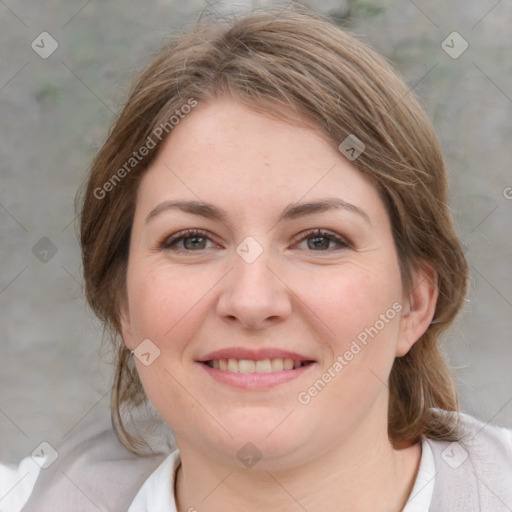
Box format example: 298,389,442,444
255,359,272,373
207,358,308,373
239,359,255,373
283,359,294,370
271,358,283,372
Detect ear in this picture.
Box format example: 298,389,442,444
396,263,439,357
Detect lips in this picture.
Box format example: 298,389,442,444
198,348,316,390
199,347,313,361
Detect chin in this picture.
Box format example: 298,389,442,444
194,410,316,469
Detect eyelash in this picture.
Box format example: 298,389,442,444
159,228,351,253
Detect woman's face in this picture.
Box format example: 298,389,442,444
121,97,432,468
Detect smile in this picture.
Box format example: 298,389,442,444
204,358,313,373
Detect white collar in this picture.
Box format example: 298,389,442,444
402,438,436,512
127,449,181,512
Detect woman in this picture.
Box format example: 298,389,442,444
2,6,511,511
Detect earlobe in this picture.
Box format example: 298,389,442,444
396,263,439,357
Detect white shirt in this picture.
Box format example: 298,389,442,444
0,457,42,512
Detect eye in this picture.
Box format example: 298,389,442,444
159,229,219,251
159,228,351,253
294,229,351,251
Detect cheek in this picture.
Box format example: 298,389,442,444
294,265,402,415
292,259,404,414
126,258,212,343
293,260,402,345
125,260,215,423
290,261,403,443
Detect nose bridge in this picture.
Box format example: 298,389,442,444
232,235,277,301
216,235,291,327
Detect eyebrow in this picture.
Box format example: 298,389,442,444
145,197,371,225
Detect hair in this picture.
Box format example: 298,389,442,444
80,5,469,454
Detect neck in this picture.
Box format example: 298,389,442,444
174,416,421,512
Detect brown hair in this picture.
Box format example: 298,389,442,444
80,6,468,454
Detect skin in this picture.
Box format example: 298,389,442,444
121,97,438,511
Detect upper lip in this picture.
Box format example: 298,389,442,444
197,348,315,362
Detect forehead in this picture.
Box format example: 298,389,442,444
135,97,384,223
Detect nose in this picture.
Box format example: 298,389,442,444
216,242,292,330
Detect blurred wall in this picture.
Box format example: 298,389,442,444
1,0,511,463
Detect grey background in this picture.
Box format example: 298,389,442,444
1,0,511,464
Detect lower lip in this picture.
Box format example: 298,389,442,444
198,362,315,390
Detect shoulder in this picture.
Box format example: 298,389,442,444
19,407,169,512
426,409,512,511
427,409,512,469
448,410,512,457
